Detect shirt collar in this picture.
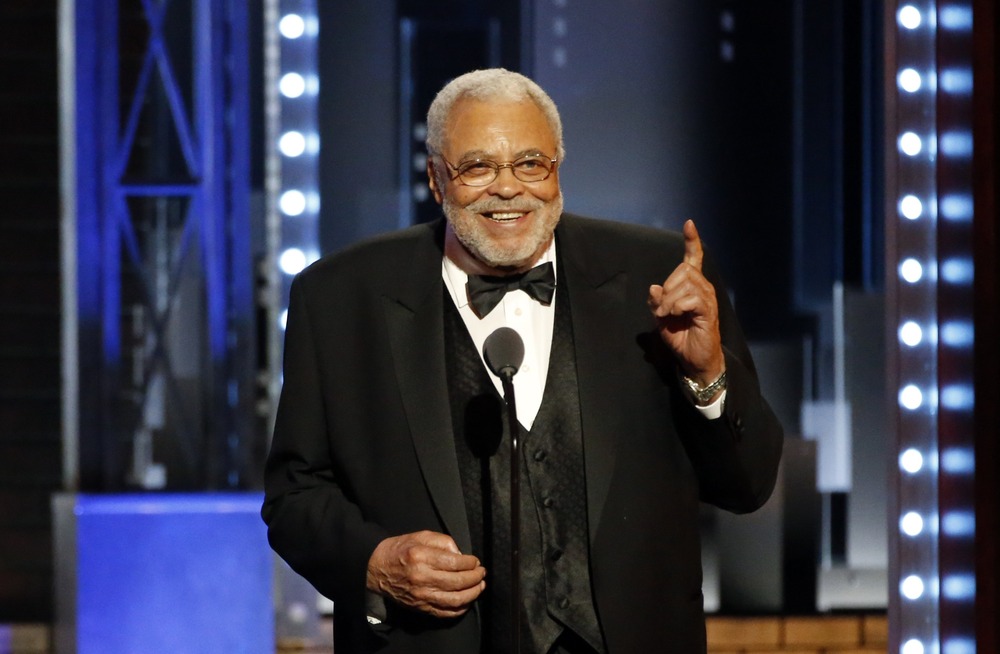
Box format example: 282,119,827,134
442,238,557,309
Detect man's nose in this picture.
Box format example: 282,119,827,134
486,164,524,197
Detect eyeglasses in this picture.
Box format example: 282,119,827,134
439,153,559,187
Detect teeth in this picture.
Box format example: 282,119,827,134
489,212,525,220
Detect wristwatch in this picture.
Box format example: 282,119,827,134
682,370,727,405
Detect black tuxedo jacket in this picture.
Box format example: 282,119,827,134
262,214,783,653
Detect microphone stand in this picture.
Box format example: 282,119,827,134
483,326,525,654
497,369,521,654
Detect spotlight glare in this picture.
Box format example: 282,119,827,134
279,14,306,39
279,248,308,275
900,194,923,219
902,639,925,654
279,72,306,98
898,68,922,92
900,258,923,283
279,131,307,157
899,132,923,156
898,5,922,29
901,511,924,536
279,189,307,216
899,321,923,347
901,574,925,600
899,384,923,410
900,448,923,474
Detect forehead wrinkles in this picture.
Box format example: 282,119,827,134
443,99,556,160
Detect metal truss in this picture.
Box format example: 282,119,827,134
70,0,257,490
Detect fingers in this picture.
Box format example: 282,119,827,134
646,222,724,380
683,219,703,270
367,531,487,619
647,267,715,320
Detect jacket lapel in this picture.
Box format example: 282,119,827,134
557,216,627,543
381,221,473,553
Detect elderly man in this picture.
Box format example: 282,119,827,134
263,68,783,653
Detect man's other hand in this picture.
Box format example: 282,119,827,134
366,530,487,619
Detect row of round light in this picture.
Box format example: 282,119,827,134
893,4,939,654
275,1,320,330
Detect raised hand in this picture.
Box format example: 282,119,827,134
647,219,725,385
366,530,487,618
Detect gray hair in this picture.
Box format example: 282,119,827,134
425,68,565,162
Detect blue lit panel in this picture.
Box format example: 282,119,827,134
66,494,272,654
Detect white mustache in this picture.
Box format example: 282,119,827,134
464,197,545,214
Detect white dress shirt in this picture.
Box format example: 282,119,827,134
442,243,557,430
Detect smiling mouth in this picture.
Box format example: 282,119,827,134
484,211,527,222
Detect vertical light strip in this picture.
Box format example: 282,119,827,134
890,3,940,654
934,2,977,652
274,0,320,329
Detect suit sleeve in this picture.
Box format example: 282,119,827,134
261,274,389,610
674,251,784,514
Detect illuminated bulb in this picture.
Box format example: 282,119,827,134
901,574,925,600
900,258,923,283
899,132,923,156
280,131,307,157
902,639,925,654
280,190,307,216
279,14,306,39
900,448,923,474
279,248,308,275
898,68,922,92
942,511,975,537
280,73,306,98
898,5,922,29
899,384,923,410
279,309,288,330
940,193,974,221
941,257,974,284
900,195,923,219
899,321,923,347
901,511,924,536
942,575,976,601
941,320,974,347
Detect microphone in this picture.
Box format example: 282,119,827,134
482,326,525,654
483,327,525,381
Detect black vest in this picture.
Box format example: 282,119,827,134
444,282,605,654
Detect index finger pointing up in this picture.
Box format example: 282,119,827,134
683,219,704,270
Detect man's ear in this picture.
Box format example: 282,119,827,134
426,158,443,205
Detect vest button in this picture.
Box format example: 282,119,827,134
533,449,547,462
550,548,563,562
543,496,555,508
559,597,570,610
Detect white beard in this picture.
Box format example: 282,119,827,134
443,192,564,270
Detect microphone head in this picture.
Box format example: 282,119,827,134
483,327,525,379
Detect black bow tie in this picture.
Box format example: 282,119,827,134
466,262,556,318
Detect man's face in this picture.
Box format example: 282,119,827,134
429,98,563,272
